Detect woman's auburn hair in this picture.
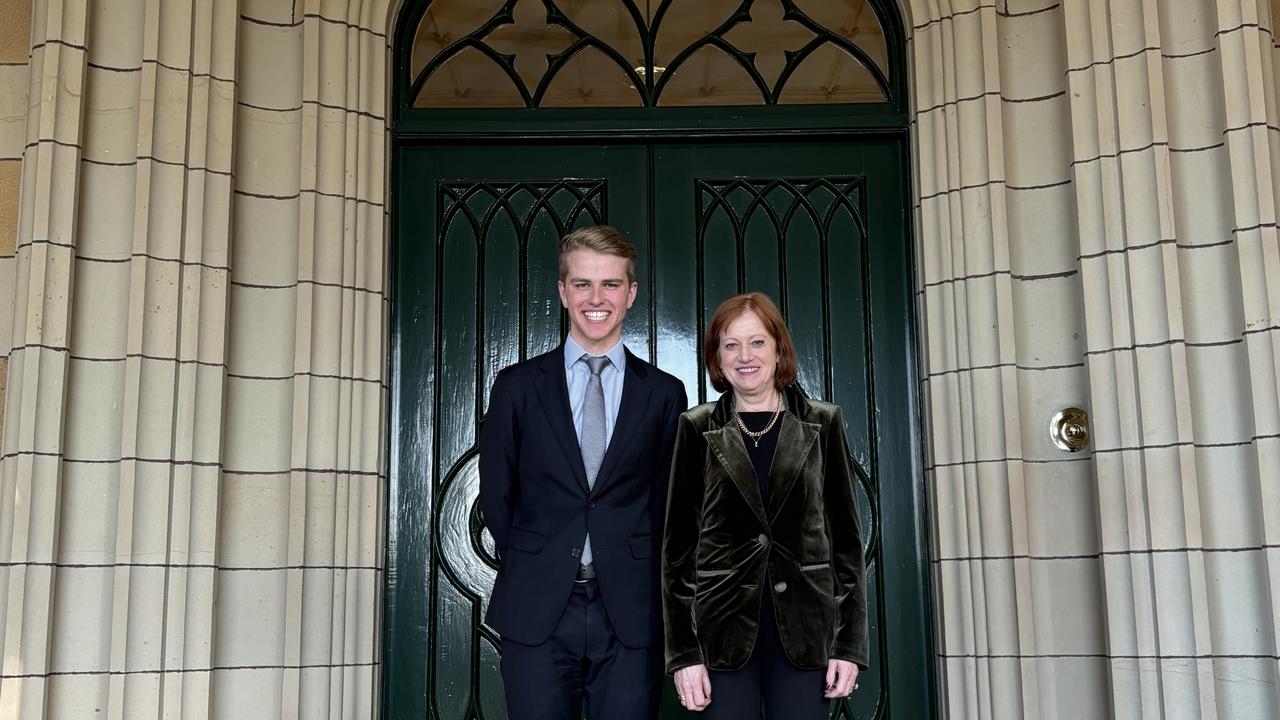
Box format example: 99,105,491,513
704,292,798,393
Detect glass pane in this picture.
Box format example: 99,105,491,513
776,43,885,104
653,0,731,70
409,0,892,108
557,0,645,75
540,46,644,107
722,0,817,92
794,0,889,81
485,0,576,92
409,0,505,83
657,45,764,107
416,47,525,108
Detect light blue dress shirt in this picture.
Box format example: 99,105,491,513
564,334,626,567
563,334,626,449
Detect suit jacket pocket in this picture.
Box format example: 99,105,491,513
507,526,545,554
629,535,654,559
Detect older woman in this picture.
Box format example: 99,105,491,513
662,292,868,717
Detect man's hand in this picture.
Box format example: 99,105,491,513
674,664,712,711
824,659,859,698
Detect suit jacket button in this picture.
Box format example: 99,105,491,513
587,502,596,510
773,581,788,593
758,533,769,546
570,548,581,558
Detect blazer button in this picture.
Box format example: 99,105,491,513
757,533,769,547
587,502,596,510
773,581,788,593
570,548,581,558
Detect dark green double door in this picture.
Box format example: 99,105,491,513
387,140,931,719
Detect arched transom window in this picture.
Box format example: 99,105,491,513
407,0,895,108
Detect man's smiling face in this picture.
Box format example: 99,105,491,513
557,249,637,354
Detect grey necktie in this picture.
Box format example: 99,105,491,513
580,354,610,566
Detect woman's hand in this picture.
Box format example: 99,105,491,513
674,664,712,711
824,659,859,698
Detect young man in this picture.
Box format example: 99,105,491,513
479,225,687,719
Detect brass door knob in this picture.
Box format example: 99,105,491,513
1050,407,1089,452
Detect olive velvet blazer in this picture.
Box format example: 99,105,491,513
661,386,869,673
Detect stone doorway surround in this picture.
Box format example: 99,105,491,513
0,1,1276,718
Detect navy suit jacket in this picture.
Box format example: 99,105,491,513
479,344,687,648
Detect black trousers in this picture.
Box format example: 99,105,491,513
701,597,832,719
499,579,659,720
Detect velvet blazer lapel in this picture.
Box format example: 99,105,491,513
532,348,590,494
765,412,820,522
703,421,768,526
704,388,821,526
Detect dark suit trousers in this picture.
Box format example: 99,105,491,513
500,579,659,720
701,596,831,719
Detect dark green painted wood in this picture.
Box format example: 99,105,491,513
387,7,929,720
388,144,647,720
387,139,932,719
651,143,926,719
392,107,910,140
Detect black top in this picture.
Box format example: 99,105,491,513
738,411,782,499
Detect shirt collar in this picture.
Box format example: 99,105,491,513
564,334,626,374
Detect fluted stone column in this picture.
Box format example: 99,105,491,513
0,1,390,718
1065,0,1280,717
214,2,388,718
909,1,1104,716
911,1,1280,717
0,1,88,717
0,0,26,425
0,0,240,718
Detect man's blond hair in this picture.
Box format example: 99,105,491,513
558,225,637,283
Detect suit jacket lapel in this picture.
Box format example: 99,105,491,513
533,349,590,494
705,394,768,526
590,349,651,496
765,413,820,522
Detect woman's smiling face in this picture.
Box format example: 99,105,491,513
717,310,777,396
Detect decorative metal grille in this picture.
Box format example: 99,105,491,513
408,0,894,108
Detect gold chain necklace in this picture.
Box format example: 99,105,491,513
735,391,783,448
